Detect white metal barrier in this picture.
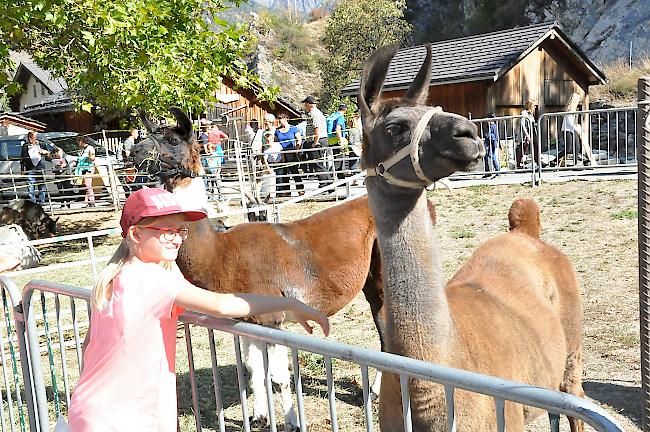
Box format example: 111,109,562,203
3,279,625,432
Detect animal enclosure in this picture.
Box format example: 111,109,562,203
0,179,639,431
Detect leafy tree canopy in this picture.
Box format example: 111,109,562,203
0,0,273,117
321,0,411,111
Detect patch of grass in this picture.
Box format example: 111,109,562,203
299,351,325,375
611,210,638,220
467,184,492,194
450,229,476,239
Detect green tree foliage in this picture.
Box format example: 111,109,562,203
321,0,411,111
0,0,270,117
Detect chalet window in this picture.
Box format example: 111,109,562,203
33,85,37,98
41,85,46,96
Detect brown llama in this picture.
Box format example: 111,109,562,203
358,44,585,431
130,108,436,431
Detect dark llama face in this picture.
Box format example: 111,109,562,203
359,45,484,184
131,107,199,187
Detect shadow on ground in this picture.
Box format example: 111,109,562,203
584,380,641,427
177,365,366,431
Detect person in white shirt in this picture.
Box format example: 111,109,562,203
20,131,49,204
561,93,585,165
301,95,332,187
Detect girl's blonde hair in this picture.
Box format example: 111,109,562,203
91,219,176,311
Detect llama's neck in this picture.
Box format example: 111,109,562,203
366,180,454,362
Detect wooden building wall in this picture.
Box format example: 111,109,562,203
382,80,490,118
208,78,302,127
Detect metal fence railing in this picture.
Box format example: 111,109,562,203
0,278,624,432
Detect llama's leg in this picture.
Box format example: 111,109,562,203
362,241,386,401
561,348,585,432
242,338,270,428
269,344,299,432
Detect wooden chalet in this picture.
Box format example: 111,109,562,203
341,22,606,119
9,52,94,133
206,76,302,125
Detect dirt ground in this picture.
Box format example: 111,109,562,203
50,179,640,431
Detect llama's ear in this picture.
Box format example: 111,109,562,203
139,109,158,133
404,44,432,105
359,45,399,133
169,107,193,140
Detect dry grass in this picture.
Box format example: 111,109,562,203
3,179,641,431
591,56,650,105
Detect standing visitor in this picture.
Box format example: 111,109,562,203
20,131,49,204
518,100,538,169
301,95,332,188
74,136,96,208
122,129,139,161
482,113,501,178
274,112,304,196
326,103,348,177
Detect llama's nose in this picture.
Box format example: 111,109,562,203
452,119,478,142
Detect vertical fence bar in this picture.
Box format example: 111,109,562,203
290,348,307,432
86,235,97,282
54,295,71,408
548,412,561,432
638,76,650,432
207,330,226,432
184,324,202,431
360,365,373,432
444,385,456,432
0,319,15,430
70,298,83,372
261,344,277,432
233,335,251,432
494,397,505,432
399,375,412,432
325,356,338,432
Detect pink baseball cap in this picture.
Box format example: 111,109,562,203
120,188,207,237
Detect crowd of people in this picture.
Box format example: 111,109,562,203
242,95,363,200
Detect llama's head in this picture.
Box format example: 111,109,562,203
131,107,202,191
359,45,484,189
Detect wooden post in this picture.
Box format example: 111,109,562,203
638,76,650,432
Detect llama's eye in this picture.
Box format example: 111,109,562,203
385,124,403,136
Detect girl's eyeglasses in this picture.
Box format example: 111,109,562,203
141,226,189,241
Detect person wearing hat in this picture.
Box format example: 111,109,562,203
66,188,329,431
301,95,332,187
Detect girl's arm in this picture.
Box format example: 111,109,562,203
174,283,330,336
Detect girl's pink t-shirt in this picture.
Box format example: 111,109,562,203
68,260,187,431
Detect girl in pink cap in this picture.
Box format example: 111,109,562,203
66,188,329,431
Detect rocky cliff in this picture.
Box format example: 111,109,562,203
405,0,650,65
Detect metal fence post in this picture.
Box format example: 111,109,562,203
23,291,50,431
638,76,650,432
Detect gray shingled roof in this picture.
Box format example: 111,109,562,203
341,22,605,96
10,52,68,94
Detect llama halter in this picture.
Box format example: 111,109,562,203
365,107,441,189
136,134,200,180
